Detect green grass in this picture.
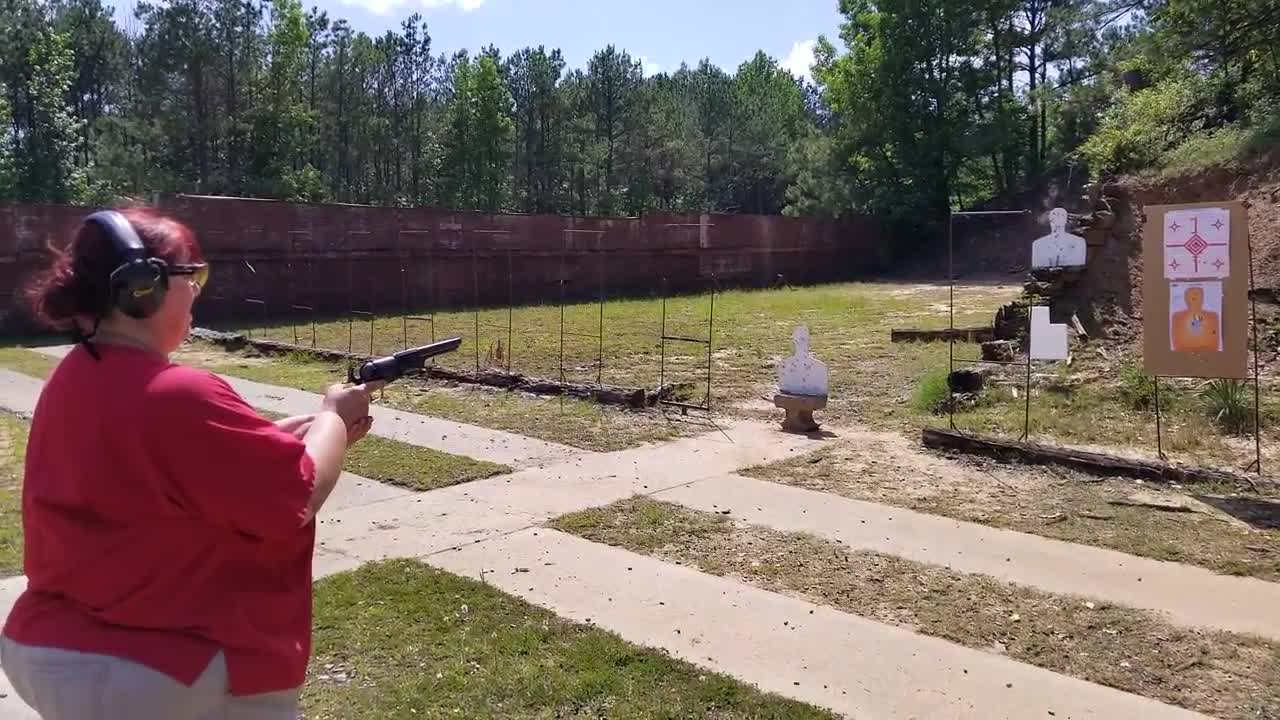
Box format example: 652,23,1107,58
0,347,59,379
302,558,835,719
911,367,950,413
185,348,685,452
259,410,510,491
343,434,509,490
0,412,29,577
190,278,1277,464
213,281,1008,409
203,280,1008,433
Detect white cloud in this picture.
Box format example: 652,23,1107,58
782,39,817,83
339,0,484,17
639,56,662,77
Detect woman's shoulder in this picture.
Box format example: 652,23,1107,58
144,363,238,403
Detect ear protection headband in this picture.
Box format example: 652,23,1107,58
84,210,169,319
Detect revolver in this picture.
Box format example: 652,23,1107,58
347,336,463,385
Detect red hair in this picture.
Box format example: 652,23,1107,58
23,207,204,331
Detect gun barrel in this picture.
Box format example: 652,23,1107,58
394,336,463,361
349,336,463,385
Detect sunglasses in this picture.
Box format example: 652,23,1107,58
169,263,210,291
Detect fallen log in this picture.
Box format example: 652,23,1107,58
891,327,995,343
921,427,1267,489
190,330,678,407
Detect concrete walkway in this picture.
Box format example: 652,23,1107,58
312,419,822,567
432,528,1208,720
0,575,36,719
655,474,1280,641
32,345,583,469
0,370,38,417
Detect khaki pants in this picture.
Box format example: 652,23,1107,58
0,636,300,719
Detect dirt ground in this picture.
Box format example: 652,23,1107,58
552,497,1280,720
740,430,1280,582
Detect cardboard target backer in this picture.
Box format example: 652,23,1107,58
1142,200,1249,379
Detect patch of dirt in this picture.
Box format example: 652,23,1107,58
555,497,1280,720
741,435,1280,581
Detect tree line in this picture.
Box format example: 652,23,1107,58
1,0,1276,232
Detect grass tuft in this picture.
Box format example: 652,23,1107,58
258,410,510,491
303,558,835,719
911,368,951,414
0,347,59,380
342,434,509,491
0,412,28,577
1198,379,1255,436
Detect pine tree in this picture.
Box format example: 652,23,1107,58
16,29,86,203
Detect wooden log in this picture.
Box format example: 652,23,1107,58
890,327,995,343
921,427,1267,490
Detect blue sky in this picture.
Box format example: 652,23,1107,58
321,0,845,79
113,0,846,81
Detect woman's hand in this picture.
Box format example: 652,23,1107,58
321,381,384,427
275,414,316,439
345,415,373,447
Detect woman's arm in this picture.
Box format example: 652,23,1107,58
145,370,383,538
296,382,382,526
297,411,347,526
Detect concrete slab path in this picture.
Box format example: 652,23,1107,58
32,345,583,469
0,576,37,719
431,527,1209,720
0,370,38,417
312,418,823,565
655,474,1280,641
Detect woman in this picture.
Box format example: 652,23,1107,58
0,207,381,719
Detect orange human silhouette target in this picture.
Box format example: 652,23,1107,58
1169,282,1222,353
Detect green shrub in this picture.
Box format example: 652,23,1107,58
1159,125,1255,174
1078,72,1207,177
1199,379,1254,436
1159,113,1280,175
912,368,951,414
1119,365,1158,410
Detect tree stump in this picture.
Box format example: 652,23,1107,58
981,340,1017,362
773,392,827,433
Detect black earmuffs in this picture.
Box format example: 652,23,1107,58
85,210,170,319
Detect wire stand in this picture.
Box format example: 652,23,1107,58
658,275,717,415
346,255,375,357
1151,218,1264,476
558,230,607,414
289,260,316,348
946,209,1033,436
470,233,513,373
244,298,267,340
1246,230,1264,475
400,254,436,352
